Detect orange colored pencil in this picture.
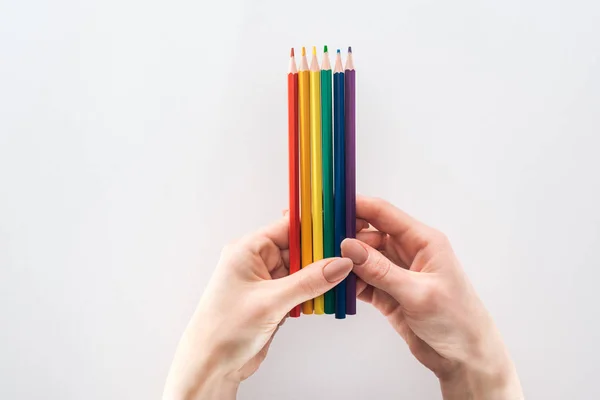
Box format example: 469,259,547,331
287,48,301,318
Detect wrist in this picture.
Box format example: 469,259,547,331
163,335,240,400
440,334,523,400
189,370,239,400
440,362,522,400
164,358,239,400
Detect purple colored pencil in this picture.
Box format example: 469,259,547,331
344,47,357,315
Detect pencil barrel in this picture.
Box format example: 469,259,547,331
299,69,313,314
310,69,325,315
344,69,357,315
333,71,346,319
321,68,335,314
288,72,301,318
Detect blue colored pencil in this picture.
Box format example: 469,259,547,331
333,49,346,319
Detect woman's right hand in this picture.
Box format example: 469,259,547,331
342,197,524,400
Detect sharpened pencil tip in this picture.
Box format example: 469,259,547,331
337,49,341,54
301,47,306,56
290,48,294,57
312,46,316,55
348,46,352,53
324,45,328,53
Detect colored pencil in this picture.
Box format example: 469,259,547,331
287,48,301,318
344,47,357,315
309,46,325,315
321,46,335,314
299,47,313,314
333,49,346,319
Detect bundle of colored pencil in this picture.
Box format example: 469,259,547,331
288,46,356,319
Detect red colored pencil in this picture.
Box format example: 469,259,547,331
287,48,301,318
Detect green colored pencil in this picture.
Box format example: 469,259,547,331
321,45,335,314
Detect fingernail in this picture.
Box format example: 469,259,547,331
341,239,368,265
323,258,353,283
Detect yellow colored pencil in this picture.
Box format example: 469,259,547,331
309,46,324,314
299,47,313,314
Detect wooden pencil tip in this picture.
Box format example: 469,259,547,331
312,46,316,55
348,46,352,53
290,47,294,57
301,47,306,56
324,45,328,53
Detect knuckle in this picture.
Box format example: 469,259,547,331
417,228,451,257
297,273,320,298
371,196,390,208
222,241,235,253
219,241,238,260
222,236,246,253
248,292,272,320
414,280,433,306
238,234,271,256
256,348,268,362
370,197,391,216
429,229,450,247
371,254,392,282
251,235,269,253
413,280,446,311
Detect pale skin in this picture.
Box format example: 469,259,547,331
163,196,524,400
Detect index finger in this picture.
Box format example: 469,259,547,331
257,216,290,250
356,197,421,236
356,196,431,263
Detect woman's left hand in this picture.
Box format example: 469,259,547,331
163,215,357,400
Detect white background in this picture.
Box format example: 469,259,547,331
1,0,599,398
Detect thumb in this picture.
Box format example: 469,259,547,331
341,238,414,302
272,258,353,312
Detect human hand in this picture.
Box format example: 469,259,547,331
163,215,360,400
342,197,524,400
